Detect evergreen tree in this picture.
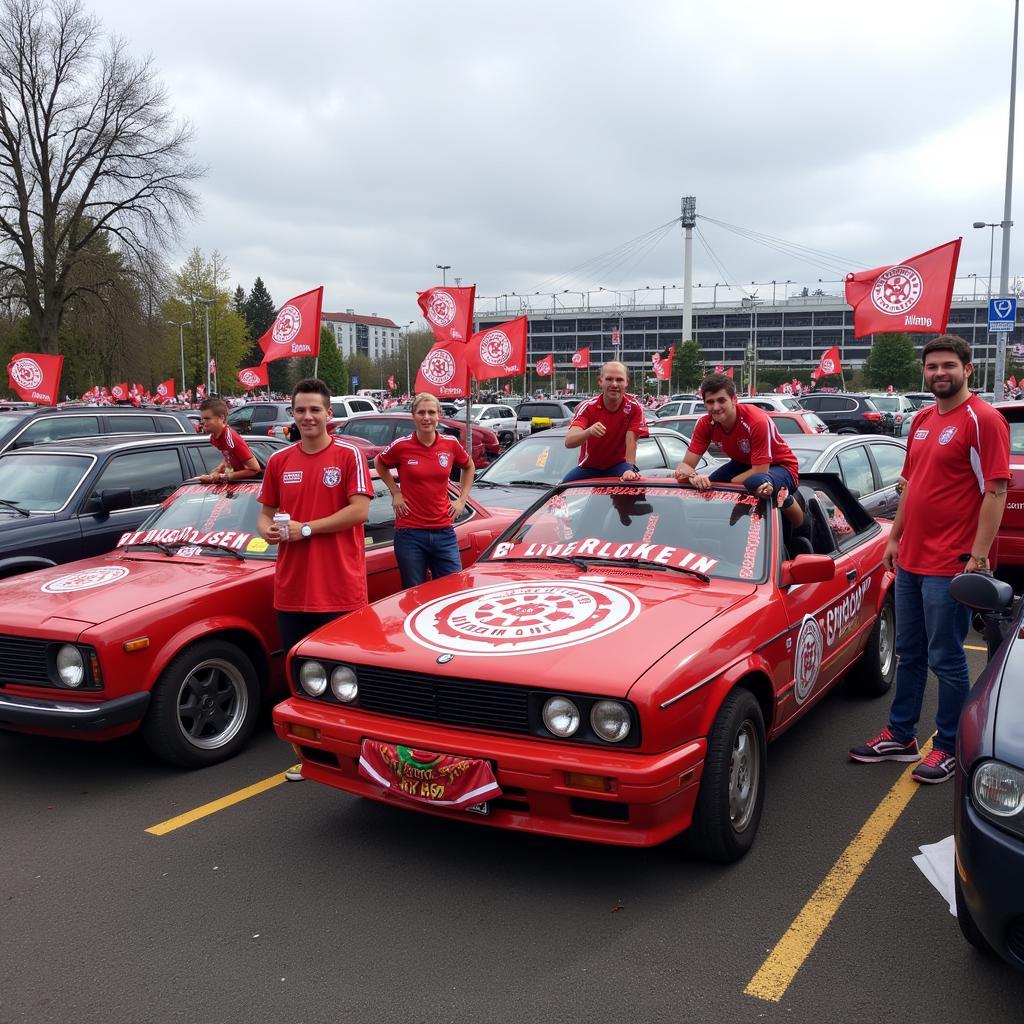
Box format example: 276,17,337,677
243,276,284,392
233,285,247,319
863,332,919,390
317,326,349,395
672,340,704,391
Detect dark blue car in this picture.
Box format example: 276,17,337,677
951,572,1024,971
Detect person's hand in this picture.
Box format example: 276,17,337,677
449,497,466,518
882,537,899,571
391,490,410,517
965,554,990,574
259,521,280,543
588,422,607,438
621,469,641,481
198,473,213,483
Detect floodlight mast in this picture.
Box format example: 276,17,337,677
681,196,697,350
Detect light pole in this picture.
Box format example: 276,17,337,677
193,295,215,393
968,272,979,300
975,221,1000,391
167,319,192,395
404,321,414,397
436,264,451,286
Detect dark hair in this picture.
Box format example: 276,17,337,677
291,378,331,405
199,397,228,418
922,334,972,366
699,372,737,398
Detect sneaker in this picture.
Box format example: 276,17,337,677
284,764,304,782
776,486,791,510
912,749,956,784
849,727,920,763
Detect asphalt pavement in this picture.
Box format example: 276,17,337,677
2,646,1023,1024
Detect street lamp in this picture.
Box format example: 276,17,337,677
192,294,216,393
166,319,192,395
436,264,451,286
974,221,999,301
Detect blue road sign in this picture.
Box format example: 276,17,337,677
988,297,1017,332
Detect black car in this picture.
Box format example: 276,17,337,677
798,393,886,434
0,405,191,454
0,433,285,579
226,401,296,438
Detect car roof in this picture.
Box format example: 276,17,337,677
785,433,900,453
0,433,280,456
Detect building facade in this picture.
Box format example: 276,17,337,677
322,311,401,360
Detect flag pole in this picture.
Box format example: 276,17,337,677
465,367,473,459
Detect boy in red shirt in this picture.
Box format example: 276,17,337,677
198,398,260,483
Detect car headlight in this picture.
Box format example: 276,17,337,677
542,696,580,737
55,645,85,688
298,660,328,697
330,665,358,703
590,700,631,743
972,760,1024,836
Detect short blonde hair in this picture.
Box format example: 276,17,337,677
412,392,441,413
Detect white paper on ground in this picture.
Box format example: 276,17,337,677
912,835,957,916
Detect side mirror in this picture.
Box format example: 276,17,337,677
949,571,1014,612
781,554,836,587
98,487,132,513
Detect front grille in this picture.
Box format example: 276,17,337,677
0,634,50,685
353,666,531,735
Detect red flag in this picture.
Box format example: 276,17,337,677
535,353,554,377
417,286,476,345
111,382,128,401
415,342,468,398
610,326,621,346
652,344,675,381
238,364,269,390
155,379,176,401
1009,375,1018,390
196,383,206,399
503,383,511,393
467,317,527,380
811,346,842,381
259,286,324,362
572,346,591,369
209,358,217,376
6,353,63,405
845,239,961,339
387,375,395,389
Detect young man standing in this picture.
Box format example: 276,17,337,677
562,361,647,482
198,397,261,483
673,372,804,528
850,336,1009,783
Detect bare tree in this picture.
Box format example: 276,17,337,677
0,0,202,352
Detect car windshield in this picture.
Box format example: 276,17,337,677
870,396,899,412
486,483,768,581
0,452,92,511
115,481,276,560
477,436,580,485
788,446,831,472
0,412,29,432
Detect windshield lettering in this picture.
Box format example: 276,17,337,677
492,538,718,574
118,527,252,551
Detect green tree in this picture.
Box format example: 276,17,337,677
233,285,247,319
671,339,703,391
317,325,348,394
862,332,920,390
243,276,285,391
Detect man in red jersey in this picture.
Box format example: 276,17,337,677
562,361,647,482
673,372,804,528
197,397,261,482
850,336,1009,784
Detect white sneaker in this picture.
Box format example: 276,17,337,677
284,764,304,782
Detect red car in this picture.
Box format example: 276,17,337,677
273,474,895,861
992,401,1024,568
331,413,500,467
768,410,829,434
0,476,517,767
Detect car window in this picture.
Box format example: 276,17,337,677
88,448,185,507
635,437,667,470
13,414,102,447
836,445,875,496
189,444,223,474
654,433,689,465
156,416,185,433
107,415,156,433
869,442,906,488
350,401,375,414
0,452,92,511
771,416,800,434
251,406,280,424
364,482,397,548
1009,420,1024,456
342,420,398,447
246,440,282,466
227,409,253,431
800,396,821,410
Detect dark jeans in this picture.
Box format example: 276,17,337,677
888,569,971,755
277,610,349,654
708,459,796,499
561,461,633,483
394,526,462,587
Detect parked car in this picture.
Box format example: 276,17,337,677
226,401,296,438
654,415,703,441
0,405,190,455
903,392,937,411
991,402,1024,569
865,393,917,437
469,404,518,447
513,400,576,439
768,410,829,435
0,433,286,579
798,393,886,434
470,426,715,509
785,433,907,520
949,571,1024,972
330,395,381,417
741,395,803,413
332,413,500,467
0,475,519,767
273,472,894,860
656,399,705,418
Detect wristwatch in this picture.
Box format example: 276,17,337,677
300,523,313,539
630,464,640,473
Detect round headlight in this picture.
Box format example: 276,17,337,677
590,700,631,743
298,660,327,697
972,760,1024,817
330,665,358,703
56,645,85,688
542,696,580,737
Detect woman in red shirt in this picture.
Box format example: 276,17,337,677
374,393,475,587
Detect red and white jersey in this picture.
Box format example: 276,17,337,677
210,426,255,471
688,404,800,484
569,393,648,469
258,438,374,612
377,433,469,530
899,396,1010,575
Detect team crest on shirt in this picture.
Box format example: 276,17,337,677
738,439,751,454
938,426,957,445
439,452,450,468
322,466,341,488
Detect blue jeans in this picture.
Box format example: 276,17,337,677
562,461,633,483
708,459,796,501
888,569,971,755
394,527,462,587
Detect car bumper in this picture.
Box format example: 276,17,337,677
272,698,706,847
0,690,150,732
956,781,1024,969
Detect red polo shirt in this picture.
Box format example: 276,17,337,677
377,433,469,530
688,404,800,483
569,393,648,469
210,426,255,471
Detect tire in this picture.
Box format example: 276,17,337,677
837,427,858,435
498,430,515,449
686,688,766,863
845,596,896,697
954,871,994,955
143,639,260,768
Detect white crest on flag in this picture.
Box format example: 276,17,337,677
479,329,512,366
272,304,302,344
422,348,457,386
821,358,835,374
427,291,457,327
240,369,260,387
157,383,168,396
870,266,923,316
10,357,43,390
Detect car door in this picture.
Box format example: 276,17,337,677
824,443,882,516
863,440,906,519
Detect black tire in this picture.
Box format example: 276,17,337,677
954,871,994,955
845,596,896,697
143,639,260,768
498,430,515,449
687,688,766,863
837,427,858,435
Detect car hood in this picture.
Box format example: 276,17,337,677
297,562,758,698
0,551,261,629
469,482,553,509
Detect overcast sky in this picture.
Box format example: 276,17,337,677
87,0,1023,324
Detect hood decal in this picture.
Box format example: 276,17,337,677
41,565,129,594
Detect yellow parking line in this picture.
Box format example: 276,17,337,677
744,739,934,1003
964,644,987,652
145,770,289,836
